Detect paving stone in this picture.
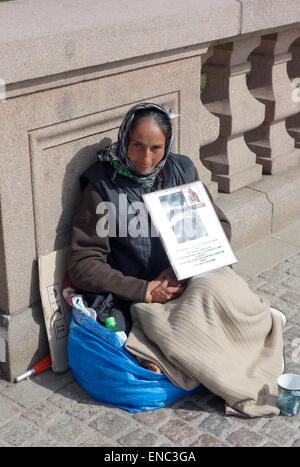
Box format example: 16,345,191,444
0,393,22,425
226,427,264,447
246,277,267,290
286,264,300,278
199,413,233,438
0,378,10,393
280,290,300,305
133,408,171,428
254,290,282,306
21,435,66,447
0,378,55,408
159,419,199,446
21,401,60,427
259,269,290,282
46,412,94,446
257,282,288,297
289,311,300,326
284,338,300,363
32,369,74,392
259,416,299,446
47,381,87,409
283,324,300,345
190,433,230,447
118,428,158,447
0,419,39,446
175,400,207,422
78,438,117,447
1,370,73,404
89,411,137,439
271,260,293,272
281,276,300,289
157,439,177,447
229,414,264,429
66,400,106,423
284,360,300,374
266,297,298,319
286,253,300,265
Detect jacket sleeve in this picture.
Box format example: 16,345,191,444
66,183,149,302
195,170,232,242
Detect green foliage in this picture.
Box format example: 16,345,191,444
201,60,251,94
201,72,207,94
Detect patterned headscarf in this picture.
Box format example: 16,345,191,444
97,103,174,188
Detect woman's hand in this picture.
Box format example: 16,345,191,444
154,267,180,286
145,268,186,304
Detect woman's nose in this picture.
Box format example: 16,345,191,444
141,147,151,160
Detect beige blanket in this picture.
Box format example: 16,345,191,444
126,267,283,417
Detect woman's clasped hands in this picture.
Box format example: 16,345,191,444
146,267,186,304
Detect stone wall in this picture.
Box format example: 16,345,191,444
1,0,300,379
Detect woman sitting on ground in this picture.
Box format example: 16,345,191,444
67,102,285,416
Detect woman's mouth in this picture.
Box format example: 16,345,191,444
135,164,151,173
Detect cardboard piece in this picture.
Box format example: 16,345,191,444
38,248,71,372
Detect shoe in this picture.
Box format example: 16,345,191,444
270,307,287,328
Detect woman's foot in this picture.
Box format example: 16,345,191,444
141,360,162,373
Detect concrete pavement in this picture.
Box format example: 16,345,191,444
0,221,300,448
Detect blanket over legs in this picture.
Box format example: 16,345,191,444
125,267,283,417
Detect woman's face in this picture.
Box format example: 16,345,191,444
127,119,166,174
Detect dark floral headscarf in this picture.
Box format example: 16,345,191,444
97,102,174,188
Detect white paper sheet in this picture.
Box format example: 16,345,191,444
143,181,238,280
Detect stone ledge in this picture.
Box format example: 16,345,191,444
250,163,300,232
233,235,300,278
217,186,272,251
216,164,300,251
2,1,300,87
238,0,300,34
0,0,240,85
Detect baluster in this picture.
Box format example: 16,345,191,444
286,37,300,148
199,49,220,197
245,31,300,174
200,36,265,193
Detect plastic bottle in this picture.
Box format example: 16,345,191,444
105,316,127,342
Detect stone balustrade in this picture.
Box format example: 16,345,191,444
0,0,300,379
245,30,300,175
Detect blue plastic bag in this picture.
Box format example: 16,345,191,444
68,308,202,413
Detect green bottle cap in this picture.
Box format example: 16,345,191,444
105,317,116,327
